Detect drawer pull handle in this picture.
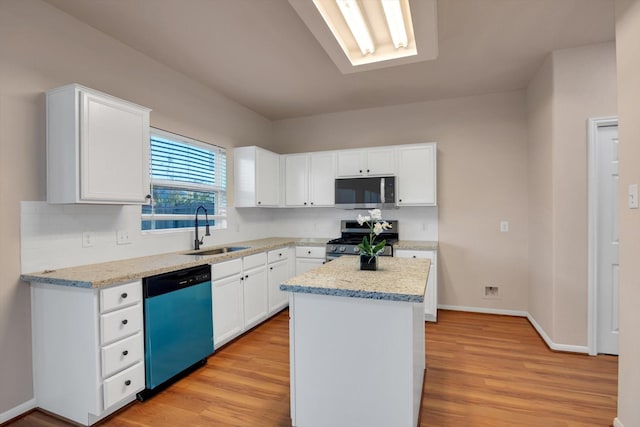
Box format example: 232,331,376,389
121,292,128,299
122,350,129,356
121,319,128,325
124,380,131,386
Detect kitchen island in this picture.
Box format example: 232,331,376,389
280,255,430,427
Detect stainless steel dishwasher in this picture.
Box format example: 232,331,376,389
137,264,213,400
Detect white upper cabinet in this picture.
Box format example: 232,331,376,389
284,152,335,207
336,147,395,177
46,84,151,204
396,143,437,206
234,146,280,207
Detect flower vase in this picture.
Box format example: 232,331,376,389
360,255,378,271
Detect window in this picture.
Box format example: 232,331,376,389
142,128,226,231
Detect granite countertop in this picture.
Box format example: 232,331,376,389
394,240,439,251
280,255,430,303
21,237,332,289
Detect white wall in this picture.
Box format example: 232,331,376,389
274,91,530,312
614,1,640,426
526,42,617,348
0,0,273,417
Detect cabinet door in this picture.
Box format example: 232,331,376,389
285,154,309,207
336,150,365,177
366,147,395,175
295,258,325,275
397,144,436,206
309,152,336,206
255,148,280,206
395,250,437,321
243,266,268,328
268,259,290,313
213,274,244,348
80,90,150,203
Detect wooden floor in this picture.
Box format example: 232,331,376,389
8,310,618,427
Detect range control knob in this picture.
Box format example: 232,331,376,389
352,247,359,253
329,246,337,252
339,246,346,253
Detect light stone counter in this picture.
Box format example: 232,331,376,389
394,240,439,251
281,255,430,302
21,237,333,288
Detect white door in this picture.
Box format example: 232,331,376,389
595,124,619,355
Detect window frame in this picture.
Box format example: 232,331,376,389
142,127,227,232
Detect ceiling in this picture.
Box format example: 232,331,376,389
43,0,615,121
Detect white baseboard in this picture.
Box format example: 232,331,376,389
437,305,590,354
438,304,528,317
613,417,624,427
525,313,589,354
0,398,36,424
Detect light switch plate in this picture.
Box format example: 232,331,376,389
116,230,131,245
500,221,509,233
629,184,639,209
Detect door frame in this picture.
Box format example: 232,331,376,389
587,116,618,356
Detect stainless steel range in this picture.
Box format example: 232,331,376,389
326,220,399,261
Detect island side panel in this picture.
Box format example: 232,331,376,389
289,292,425,427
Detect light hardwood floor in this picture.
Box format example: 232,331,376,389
7,310,618,427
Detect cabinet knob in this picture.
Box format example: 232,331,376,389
307,251,311,254
413,256,417,258
399,199,402,202
310,202,314,205
121,319,128,325
367,169,370,173
359,169,363,173
145,194,152,199
304,202,307,205
245,275,249,279
124,380,131,386
270,267,273,270
121,292,128,299
122,350,129,356
279,253,282,257
240,276,244,281
258,201,262,205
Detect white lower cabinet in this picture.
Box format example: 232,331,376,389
295,245,326,275
268,247,294,313
212,248,293,349
212,260,244,348
395,249,438,321
31,280,144,426
243,256,269,329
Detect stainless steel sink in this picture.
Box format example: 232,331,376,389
185,246,249,256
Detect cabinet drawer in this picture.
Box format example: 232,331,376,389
100,304,142,345
268,247,289,264
100,281,142,313
212,258,242,281
101,332,144,378
103,362,144,409
296,246,325,259
243,252,267,270
395,250,435,260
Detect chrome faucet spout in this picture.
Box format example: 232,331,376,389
194,205,211,250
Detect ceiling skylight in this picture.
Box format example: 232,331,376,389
290,0,438,74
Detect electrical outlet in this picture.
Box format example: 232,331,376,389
500,221,509,233
82,232,93,248
116,229,131,245
484,285,500,299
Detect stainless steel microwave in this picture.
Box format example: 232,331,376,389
334,176,396,209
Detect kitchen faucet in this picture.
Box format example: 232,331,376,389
194,205,211,250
